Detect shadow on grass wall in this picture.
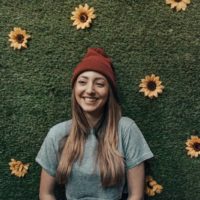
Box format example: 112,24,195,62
1,0,200,199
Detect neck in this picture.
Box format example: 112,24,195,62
84,112,103,128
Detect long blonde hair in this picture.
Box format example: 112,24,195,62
56,84,124,187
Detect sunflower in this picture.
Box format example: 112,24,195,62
9,158,30,177
8,27,31,50
139,74,164,99
186,135,200,158
71,4,96,30
145,176,163,197
166,0,191,12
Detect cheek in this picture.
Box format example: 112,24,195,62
74,85,82,96
101,90,109,102
74,87,81,103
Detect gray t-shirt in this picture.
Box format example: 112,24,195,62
36,116,153,200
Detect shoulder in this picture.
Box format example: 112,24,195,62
35,120,72,176
118,116,142,138
119,116,137,129
118,117,154,168
47,119,72,140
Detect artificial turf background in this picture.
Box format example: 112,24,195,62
0,0,200,199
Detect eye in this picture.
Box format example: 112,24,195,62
96,82,105,87
77,80,86,85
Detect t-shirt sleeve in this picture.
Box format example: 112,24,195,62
122,121,154,169
35,128,58,177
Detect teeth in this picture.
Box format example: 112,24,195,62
84,97,97,103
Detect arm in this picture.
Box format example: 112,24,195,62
127,162,145,200
39,169,56,200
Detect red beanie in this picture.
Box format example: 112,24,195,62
71,48,116,88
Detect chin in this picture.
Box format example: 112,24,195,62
83,109,98,114
82,107,102,116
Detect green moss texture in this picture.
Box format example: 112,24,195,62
0,0,200,199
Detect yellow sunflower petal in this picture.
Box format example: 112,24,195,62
176,2,186,11
149,180,157,187
84,3,89,10
166,0,190,11
183,0,190,4
155,184,163,193
191,136,199,140
166,0,173,4
171,3,177,9
149,91,157,98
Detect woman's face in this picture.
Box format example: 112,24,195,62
74,71,109,118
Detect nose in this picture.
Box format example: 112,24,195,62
86,82,95,94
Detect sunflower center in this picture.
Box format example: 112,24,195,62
80,13,88,22
193,142,200,151
16,34,24,43
147,81,157,91
174,0,182,2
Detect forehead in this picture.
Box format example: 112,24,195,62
77,71,106,80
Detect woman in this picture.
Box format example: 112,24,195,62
36,48,154,200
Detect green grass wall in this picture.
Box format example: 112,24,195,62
0,0,200,199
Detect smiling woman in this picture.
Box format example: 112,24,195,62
35,48,154,200
74,71,109,124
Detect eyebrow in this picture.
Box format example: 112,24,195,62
78,76,106,81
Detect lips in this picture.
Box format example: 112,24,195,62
83,97,98,103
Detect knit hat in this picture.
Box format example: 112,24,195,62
71,48,116,88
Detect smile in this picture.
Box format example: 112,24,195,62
83,97,98,103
